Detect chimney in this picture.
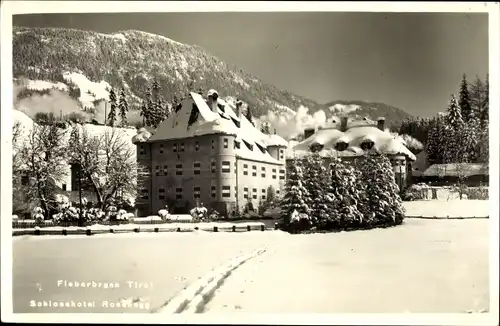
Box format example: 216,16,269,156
304,128,315,139
235,100,243,118
377,117,386,131
274,128,277,135
340,116,348,131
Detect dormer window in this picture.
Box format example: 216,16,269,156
360,140,375,151
256,143,266,154
234,140,241,149
219,112,230,120
243,140,253,151
231,116,241,128
310,143,324,153
335,141,349,152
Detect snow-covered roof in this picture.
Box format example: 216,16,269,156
292,124,416,161
147,92,286,164
423,163,489,177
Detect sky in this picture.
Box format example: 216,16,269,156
13,12,489,117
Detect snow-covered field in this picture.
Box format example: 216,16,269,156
12,219,490,314
403,200,489,218
204,218,490,313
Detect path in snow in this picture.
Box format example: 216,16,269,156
203,219,490,313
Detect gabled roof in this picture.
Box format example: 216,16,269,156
292,124,416,161
147,92,286,165
423,163,489,177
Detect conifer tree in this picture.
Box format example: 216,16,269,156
118,88,129,127
302,153,331,227
482,74,489,127
459,74,473,122
327,158,364,229
139,102,148,126
426,116,445,164
359,155,405,226
245,106,255,126
107,88,118,127
279,157,310,227
446,94,464,130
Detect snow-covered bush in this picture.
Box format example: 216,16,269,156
463,185,488,200
190,206,208,221
287,210,312,233
208,209,222,221
158,206,170,220
402,183,432,201
32,206,45,222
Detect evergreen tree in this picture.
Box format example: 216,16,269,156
245,106,255,126
426,116,445,164
469,75,486,124
118,88,129,127
151,79,161,103
327,158,364,229
359,155,405,226
302,153,331,227
107,88,118,127
139,102,148,126
279,157,310,227
446,94,464,130
481,74,489,127
459,74,473,122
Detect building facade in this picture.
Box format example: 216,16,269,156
289,117,416,192
134,91,288,217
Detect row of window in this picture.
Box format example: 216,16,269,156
140,187,281,201
139,138,286,158
154,162,286,179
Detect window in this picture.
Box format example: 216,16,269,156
211,160,216,173
222,161,230,173
279,149,284,160
140,188,149,200
194,162,201,175
176,164,183,176
175,188,183,200
211,139,215,149
173,143,177,153
335,141,348,152
155,165,161,176
139,146,146,155
211,186,216,198
252,188,257,199
279,169,286,180
234,140,240,149
163,165,168,176
243,187,249,199
261,166,266,178
179,143,185,152
243,164,248,176
195,141,200,151
159,144,164,154
62,184,67,191
252,165,257,177
360,140,374,151
193,186,201,199
262,188,266,199
222,185,231,198
272,168,277,179
159,188,166,200
223,138,228,149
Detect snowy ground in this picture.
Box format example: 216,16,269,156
204,219,490,313
403,200,489,218
12,218,489,314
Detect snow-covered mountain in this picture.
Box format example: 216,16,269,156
12,26,413,132
13,26,324,118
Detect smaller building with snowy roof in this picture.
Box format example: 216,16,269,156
133,90,288,216
290,116,417,191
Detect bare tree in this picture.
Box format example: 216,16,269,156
17,122,68,218
68,126,149,211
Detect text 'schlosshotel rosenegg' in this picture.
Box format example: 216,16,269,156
56,280,153,289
